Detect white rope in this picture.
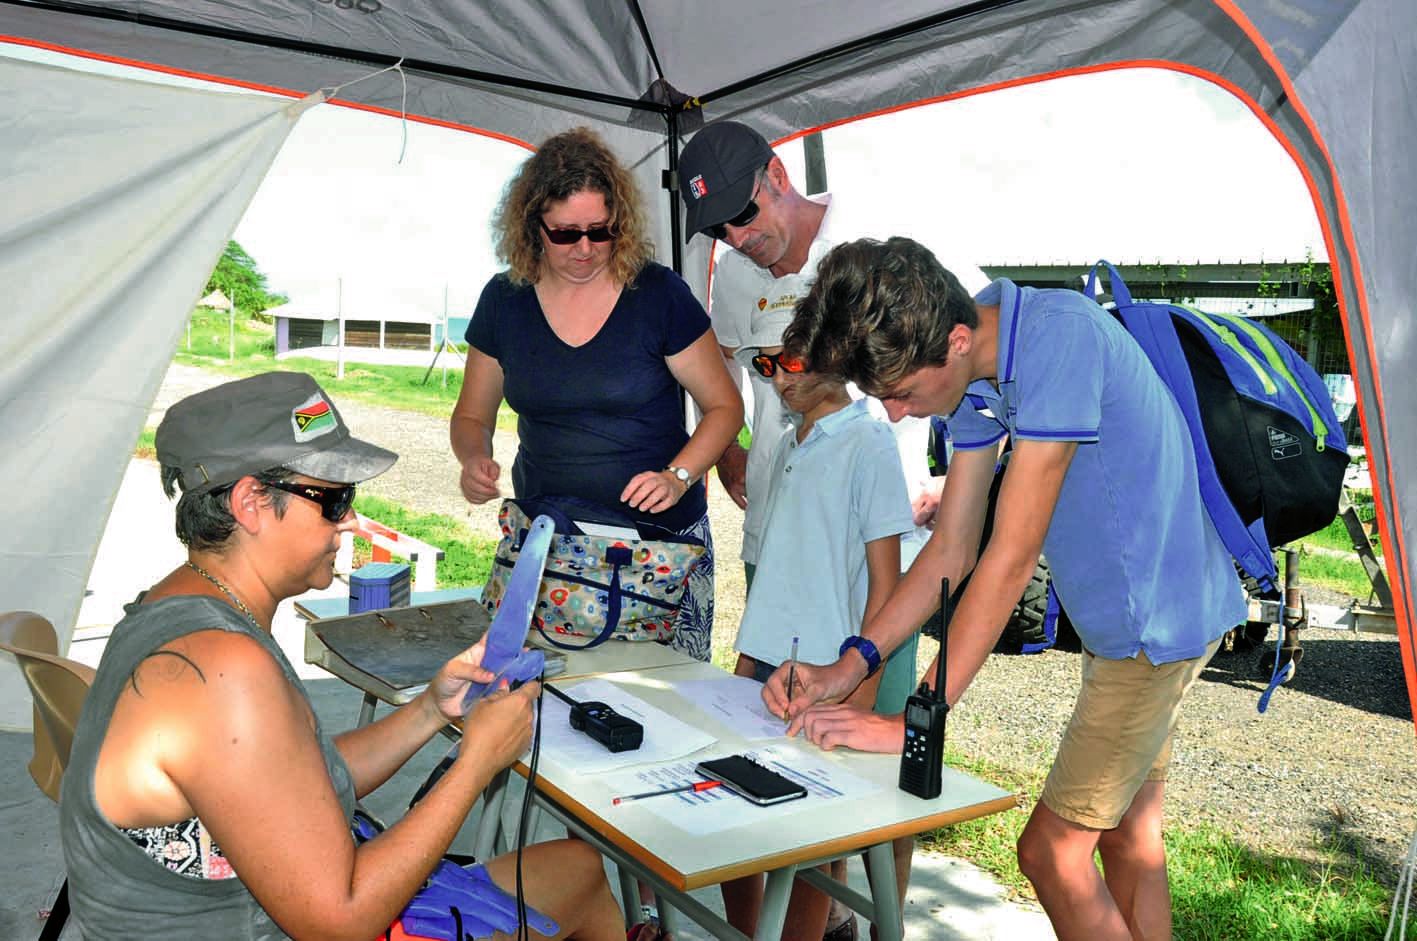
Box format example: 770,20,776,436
319,57,410,164
1386,824,1417,939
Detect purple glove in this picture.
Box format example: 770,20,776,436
399,860,559,940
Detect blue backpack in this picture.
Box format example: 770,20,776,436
1084,261,1349,594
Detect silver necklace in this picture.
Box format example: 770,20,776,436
185,561,262,629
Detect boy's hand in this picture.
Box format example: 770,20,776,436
762,656,867,733
797,703,905,753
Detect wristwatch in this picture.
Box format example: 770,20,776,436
839,635,882,678
666,465,692,489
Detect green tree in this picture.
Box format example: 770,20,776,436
205,241,287,318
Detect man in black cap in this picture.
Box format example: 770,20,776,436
678,121,836,574
679,120,910,941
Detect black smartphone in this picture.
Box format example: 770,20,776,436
695,754,808,806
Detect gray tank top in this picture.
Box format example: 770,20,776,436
60,595,355,940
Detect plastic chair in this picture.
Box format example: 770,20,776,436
0,610,95,941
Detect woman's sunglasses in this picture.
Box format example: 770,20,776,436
263,480,357,522
539,219,616,245
750,351,806,378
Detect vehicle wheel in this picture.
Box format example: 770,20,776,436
919,459,1070,654
993,559,1054,654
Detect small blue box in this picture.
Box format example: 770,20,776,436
350,562,411,613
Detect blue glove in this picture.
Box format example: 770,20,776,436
400,860,559,940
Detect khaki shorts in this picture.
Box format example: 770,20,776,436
1040,638,1221,830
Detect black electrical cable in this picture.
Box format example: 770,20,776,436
513,676,546,941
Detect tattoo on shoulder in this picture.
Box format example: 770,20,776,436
128,650,207,696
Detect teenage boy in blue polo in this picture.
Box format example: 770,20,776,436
764,237,1245,941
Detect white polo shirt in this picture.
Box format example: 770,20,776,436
734,399,913,667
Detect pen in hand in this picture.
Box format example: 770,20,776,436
785,635,799,721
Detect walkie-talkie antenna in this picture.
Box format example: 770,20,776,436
935,577,949,701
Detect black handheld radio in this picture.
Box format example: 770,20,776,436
899,577,951,798
545,683,644,753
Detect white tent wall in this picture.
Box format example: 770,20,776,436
0,0,1413,731
0,55,317,728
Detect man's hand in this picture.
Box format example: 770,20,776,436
797,703,905,753
911,478,945,528
459,455,501,504
715,442,749,510
761,655,868,733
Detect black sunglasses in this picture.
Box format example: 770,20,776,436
750,351,806,378
263,480,357,522
539,218,616,245
704,172,765,240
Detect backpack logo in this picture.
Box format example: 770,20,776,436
1267,426,1302,461
688,174,708,199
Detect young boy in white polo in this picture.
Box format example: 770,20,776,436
726,274,914,940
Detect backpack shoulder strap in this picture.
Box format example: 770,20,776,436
1118,302,1279,592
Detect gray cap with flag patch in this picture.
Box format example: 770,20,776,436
155,371,396,494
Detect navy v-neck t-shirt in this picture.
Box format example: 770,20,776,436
466,262,711,531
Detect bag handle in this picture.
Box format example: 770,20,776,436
534,545,633,651
1083,260,1134,307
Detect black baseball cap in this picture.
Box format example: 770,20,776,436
678,121,774,243
156,371,396,494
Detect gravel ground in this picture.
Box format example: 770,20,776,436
153,363,1417,882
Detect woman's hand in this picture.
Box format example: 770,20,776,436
427,640,499,721
459,455,502,504
620,469,688,514
796,703,905,754
458,681,541,771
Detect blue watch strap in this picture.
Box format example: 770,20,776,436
839,635,882,678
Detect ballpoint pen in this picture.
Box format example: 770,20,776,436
787,635,799,710
612,779,723,805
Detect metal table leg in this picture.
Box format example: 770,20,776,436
752,866,797,941
864,841,902,941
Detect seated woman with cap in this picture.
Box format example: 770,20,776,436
59,371,623,940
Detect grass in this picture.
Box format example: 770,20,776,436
134,426,157,460
175,307,517,430
1286,517,1385,599
923,747,1413,939
351,493,499,588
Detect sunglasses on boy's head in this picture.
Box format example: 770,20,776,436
539,218,616,245
703,172,766,241
262,479,357,522
750,351,806,378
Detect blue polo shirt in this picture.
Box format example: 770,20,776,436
946,279,1245,663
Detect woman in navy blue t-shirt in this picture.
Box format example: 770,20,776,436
451,128,741,662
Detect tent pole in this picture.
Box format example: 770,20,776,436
336,276,345,381
666,110,683,274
